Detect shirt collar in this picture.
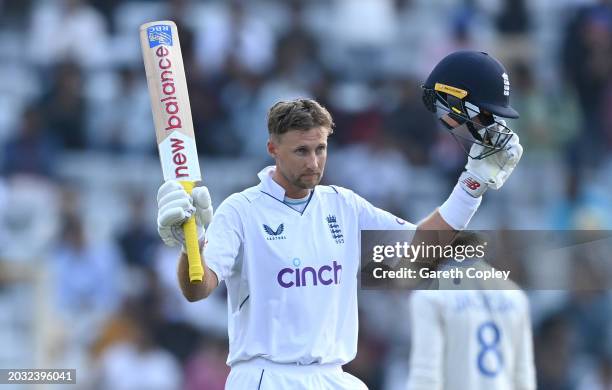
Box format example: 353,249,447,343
257,165,286,200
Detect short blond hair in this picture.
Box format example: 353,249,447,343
267,98,334,137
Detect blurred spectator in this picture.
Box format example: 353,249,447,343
495,0,531,36
384,78,438,165
275,0,322,86
0,0,33,29
27,0,110,68
601,81,612,151
578,353,612,390
420,5,488,86
535,312,577,390
183,337,230,390
550,172,612,229
91,303,141,361
345,320,387,390
117,192,158,268
219,68,270,158
194,0,275,76
89,0,120,33
153,246,228,336
325,134,413,214
88,66,154,154
154,320,204,366
190,80,242,157
491,0,534,69
333,0,396,48
510,61,580,154
511,62,546,148
0,177,60,261
562,0,612,167
95,320,182,390
50,214,123,322
566,289,612,358
327,81,382,145
429,130,467,190
256,0,322,107
328,0,397,78
39,61,87,150
1,105,57,177
167,3,198,81
563,0,612,114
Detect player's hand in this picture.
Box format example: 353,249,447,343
460,120,523,197
156,180,213,250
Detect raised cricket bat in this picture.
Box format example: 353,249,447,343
140,20,203,282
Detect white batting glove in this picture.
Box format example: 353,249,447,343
156,180,213,251
460,120,523,197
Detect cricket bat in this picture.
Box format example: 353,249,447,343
140,20,204,282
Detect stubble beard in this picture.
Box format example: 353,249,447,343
294,173,321,189
281,169,322,191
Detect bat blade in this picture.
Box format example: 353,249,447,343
139,20,201,183
140,20,203,283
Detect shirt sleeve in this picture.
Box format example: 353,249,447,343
203,195,243,282
406,291,444,390
514,293,537,390
350,190,417,231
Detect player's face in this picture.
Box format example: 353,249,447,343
268,127,329,197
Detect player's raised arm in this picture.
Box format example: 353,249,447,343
156,180,218,301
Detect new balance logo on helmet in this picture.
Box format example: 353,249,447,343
462,177,481,191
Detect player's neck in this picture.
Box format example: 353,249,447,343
272,170,311,199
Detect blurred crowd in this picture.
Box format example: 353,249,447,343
1,0,612,389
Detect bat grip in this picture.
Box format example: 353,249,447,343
180,181,204,283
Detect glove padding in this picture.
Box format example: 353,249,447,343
157,180,213,250
460,120,523,197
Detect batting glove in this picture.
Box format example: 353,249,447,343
460,120,523,197
156,180,213,250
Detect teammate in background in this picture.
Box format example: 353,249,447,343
406,232,536,390
155,50,523,389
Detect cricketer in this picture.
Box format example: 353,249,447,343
155,51,523,389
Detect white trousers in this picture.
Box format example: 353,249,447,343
226,358,368,390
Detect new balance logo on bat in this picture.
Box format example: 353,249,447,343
264,223,286,240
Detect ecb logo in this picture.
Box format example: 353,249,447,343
147,25,173,48
502,73,510,96
326,215,344,244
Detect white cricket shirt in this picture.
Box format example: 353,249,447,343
407,288,536,390
204,166,416,366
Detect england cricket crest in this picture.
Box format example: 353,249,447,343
326,215,344,244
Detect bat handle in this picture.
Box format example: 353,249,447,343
180,181,204,283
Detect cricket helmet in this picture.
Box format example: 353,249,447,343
422,51,519,159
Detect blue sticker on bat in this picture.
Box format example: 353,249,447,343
147,24,173,48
